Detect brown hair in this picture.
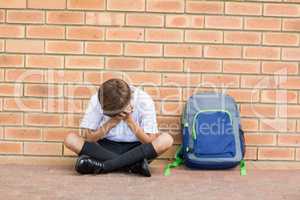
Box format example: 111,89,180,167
98,78,131,116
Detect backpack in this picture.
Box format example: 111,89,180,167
164,92,246,176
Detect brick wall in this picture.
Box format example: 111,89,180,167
0,0,300,165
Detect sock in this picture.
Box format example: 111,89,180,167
102,143,158,173
78,141,118,161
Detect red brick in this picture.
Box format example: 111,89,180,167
264,3,300,17
44,99,82,113
0,25,25,38
27,25,65,39
245,17,281,30
282,48,300,61
145,58,183,72
3,97,42,112
283,105,300,118
68,0,104,10
202,74,240,88
223,60,260,74
241,118,259,131
46,41,83,54
6,40,44,53
245,134,276,146
225,2,262,15
63,114,82,128
108,0,144,11
185,30,222,43
125,43,162,57
64,85,97,98
157,116,180,130
124,72,161,86
229,89,260,103
0,40,3,52
241,75,277,89
260,119,296,132
86,42,122,55
26,55,63,69
262,62,298,75
283,19,300,31
240,104,276,118
86,12,124,26
186,1,223,14
5,69,43,83
106,28,144,41
163,73,201,87
0,0,26,8
244,47,280,60
5,127,42,140
146,29,183,42
263,32,299,46
185,59,221,73
0,84,23,96
84,71,122,85
164,44,202,57
126,14,163,27
166,15,204,28
25,113,62,127
205,16,242,29
147,0,184,13
66,56,104,69
28,0,66,9
204,45,241,59
258,147,295,160
0,10,4,22
47,11,84,24
161,102,183,116
45,70,82,84
0,141,22,154
261,90,298,103
24,142,62,156
44,128,79,141
7,10,44,24
144,87,181,101
67,26,104,40
106,57,143,71
24,84,63,97
0,112,22,125
0,54,24,68
244,147,257,160
279,77,300,89
224,31,261,44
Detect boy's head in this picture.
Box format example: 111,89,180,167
98,78,131,117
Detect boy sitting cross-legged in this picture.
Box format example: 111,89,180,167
64,78,174,177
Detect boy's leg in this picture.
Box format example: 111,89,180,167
102,133,173,173
64,133,119,161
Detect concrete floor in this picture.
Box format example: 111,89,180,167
0,164,299,200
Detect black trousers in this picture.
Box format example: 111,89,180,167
79,138,144,161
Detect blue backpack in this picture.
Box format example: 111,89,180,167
164,93,246,176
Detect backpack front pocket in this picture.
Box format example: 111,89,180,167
192,110,236,158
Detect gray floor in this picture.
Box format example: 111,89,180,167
0,164,299,200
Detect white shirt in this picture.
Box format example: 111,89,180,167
80,85,158,142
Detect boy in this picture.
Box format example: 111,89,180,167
64,78,173,177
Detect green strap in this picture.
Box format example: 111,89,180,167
240,159,246,176
164,146,183,176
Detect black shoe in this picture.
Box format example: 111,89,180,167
75,155,104,174
128,159,151,177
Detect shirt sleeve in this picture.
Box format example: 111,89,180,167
80,94,103,131
139,95,159,134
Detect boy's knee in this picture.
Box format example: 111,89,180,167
64,132,84,152
152,133,174,154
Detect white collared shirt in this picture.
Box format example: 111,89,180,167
80,85,158,142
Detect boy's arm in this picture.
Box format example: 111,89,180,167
85,116,122,142
125,114,159,144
